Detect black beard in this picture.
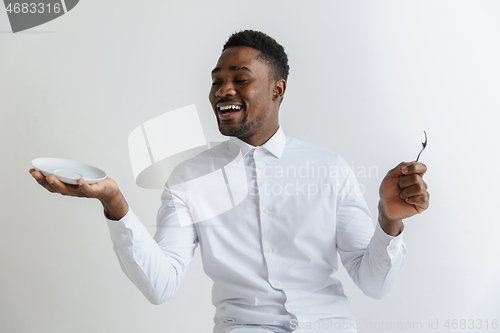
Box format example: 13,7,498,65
217,111,254,137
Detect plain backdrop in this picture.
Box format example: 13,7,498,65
1,1,499,332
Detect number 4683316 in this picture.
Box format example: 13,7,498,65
6,3,61,14
444,319,498,330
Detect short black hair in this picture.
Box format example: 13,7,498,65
223,30,289,82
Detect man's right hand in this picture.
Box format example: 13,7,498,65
29,168,129,220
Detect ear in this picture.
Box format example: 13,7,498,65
272,79,287,100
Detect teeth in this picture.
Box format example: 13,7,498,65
219,105,242,111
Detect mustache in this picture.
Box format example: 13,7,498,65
216,98,244,105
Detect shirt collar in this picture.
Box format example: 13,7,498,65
228,125,286,161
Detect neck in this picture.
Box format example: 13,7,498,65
238,124,279,147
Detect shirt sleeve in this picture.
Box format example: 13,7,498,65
335,157,407,300
106,165,198,305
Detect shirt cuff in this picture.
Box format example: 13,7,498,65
371,220,405,260
105,208,149,246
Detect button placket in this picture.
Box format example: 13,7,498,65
254,152,273,290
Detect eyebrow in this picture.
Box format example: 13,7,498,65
211,66,252,75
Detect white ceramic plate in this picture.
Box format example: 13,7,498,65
31,157,107,185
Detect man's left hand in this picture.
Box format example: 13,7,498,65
378,161,430,236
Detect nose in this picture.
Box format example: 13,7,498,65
215,81,236,98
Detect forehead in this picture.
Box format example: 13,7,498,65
212,46,270,76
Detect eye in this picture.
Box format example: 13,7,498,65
212,81,221,86
235,79,247,83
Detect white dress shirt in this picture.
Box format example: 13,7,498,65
106,126,406,333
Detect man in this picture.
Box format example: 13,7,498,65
30,30,429,333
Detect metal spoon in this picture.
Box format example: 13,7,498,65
416,130,427,162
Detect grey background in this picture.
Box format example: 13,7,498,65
1,0,499,332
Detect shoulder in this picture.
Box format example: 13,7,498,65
284,135,348,167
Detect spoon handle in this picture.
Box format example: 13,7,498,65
416,148,424,162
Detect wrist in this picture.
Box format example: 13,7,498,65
378,201,403,236
100,191,128,221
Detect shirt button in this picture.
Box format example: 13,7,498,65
134,262,138,266
259,172,265,177
263,208,268,214
389,246,395,251
389,269,394,274
274,282,280,288
255,147,261,152
123,230,130,235
288,303,295,309
267,247,273,253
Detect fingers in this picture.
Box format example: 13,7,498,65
397,164,429,211
76,178,95,197
386,161,428,178
29,168,85,196
404,192,430,211
399,176,430,210
29,168,110,199
45,174,81,196
400,182,427,199
403,161,427,176
29,168,57,193
381,161,430,216
399,173,428,190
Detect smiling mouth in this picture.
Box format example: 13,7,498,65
217,103,244,118
219,104,242,114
